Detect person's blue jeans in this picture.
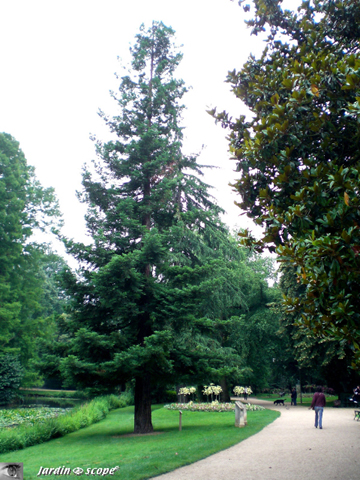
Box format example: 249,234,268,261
314,406,324,428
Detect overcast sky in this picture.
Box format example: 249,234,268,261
0,0,278,253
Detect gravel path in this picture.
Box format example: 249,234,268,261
153,399,360,480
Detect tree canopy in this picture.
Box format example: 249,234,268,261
0,132,62,383
213,0,360,366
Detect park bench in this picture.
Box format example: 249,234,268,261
349,397,360,419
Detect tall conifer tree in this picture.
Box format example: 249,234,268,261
61,22,240,433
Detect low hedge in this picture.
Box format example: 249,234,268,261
0,394,129,454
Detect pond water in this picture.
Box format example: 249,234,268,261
3,396,83,410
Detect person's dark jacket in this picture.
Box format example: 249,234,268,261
311,392,326,408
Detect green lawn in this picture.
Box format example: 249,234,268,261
4,405,279,480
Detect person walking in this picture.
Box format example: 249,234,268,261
244,387,248,401
291,387,297,406
353,385,360,402
309,386,326,429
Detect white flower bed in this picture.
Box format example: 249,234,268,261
164,401,265,412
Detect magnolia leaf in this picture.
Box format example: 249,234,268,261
310,84,320,96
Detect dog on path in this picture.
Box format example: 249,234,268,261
274,399,284,406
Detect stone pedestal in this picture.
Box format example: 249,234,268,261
234,401,247,427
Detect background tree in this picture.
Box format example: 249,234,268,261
60,22,250,433
277,263,360,394
34,251,71,389
0,354,23,404
187,234,282,398
205,240,282,394
0,133,62,384
213,0,360,366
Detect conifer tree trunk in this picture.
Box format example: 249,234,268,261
134,293,153,432
134,374,153,433
220,377,229,402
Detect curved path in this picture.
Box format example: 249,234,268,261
153,399,360,480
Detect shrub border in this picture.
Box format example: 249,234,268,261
0,394,128,454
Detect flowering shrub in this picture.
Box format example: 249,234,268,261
164,402,265,412
233,386,253,396
202,383,222,402
178,386,196,402
302,385,335,395
303,384,316,393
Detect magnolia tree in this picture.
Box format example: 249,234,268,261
213,0,360,366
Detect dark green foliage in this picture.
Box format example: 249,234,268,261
213,0,360,365
0,354,23,404
34,253,73,389
216,283,283,392
277,263,360,392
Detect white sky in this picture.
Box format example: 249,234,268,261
0,0,273,253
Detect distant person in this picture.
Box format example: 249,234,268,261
309,386,326,429
244,387,248,401
353,385,360,403
291,387,297,406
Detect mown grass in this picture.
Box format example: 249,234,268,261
4,405,279,480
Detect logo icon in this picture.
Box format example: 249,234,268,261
72,467,84,476
0,463,23,479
